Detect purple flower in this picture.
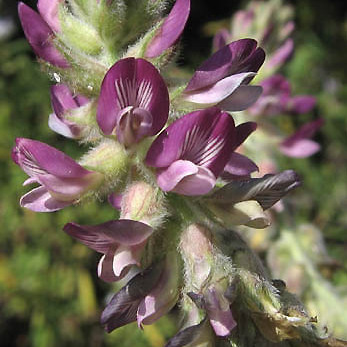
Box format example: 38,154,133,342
97,57,169,147
12,138,103,212
18,2,69,68
204,286,237,337
183,39,265,111
249,75,316,116
145,0,191,58
101,255,179,332
280,118,324,158
63,220,154,282
145,107,236,196
165,289,236,347
48,84,89,139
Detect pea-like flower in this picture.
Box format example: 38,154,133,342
12,138,103,212
49,84,89,139
101,254,179,332
97,57,169,147
63,220,154,282
182,39,265,111
18,1,69,68
145,107,236,196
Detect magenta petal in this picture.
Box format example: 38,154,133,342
185,39,264,92
224,152,258,176
13,138,92,178
184,72,256,105
157,160,198,192
37,173,99,200
20,186,71,212
287,96,316,114
217,85,263,111
37,0,62,32
18,2,69,68
51,84,87,116
63,220,153,253
205,288,237,337
145,0,191,58
280,139,321,158
172,166,216,196
267,39,294,70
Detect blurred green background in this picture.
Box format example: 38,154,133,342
1,0,346,346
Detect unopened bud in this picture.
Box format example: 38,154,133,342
120,181,165,227
180,224,213,289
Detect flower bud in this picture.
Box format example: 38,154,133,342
120,181,164,227
60,8,103,55
79,139,129,179
180,224,213,289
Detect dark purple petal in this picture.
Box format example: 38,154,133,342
267,38,294,70
18,2,69,68
234,122,257,149
63,220,153,253
37,0,62,32
208,170,301,210
97,58,169,142
20,186,71,212
286,96,316,114
146,107,235,178
185,39,264,92
165,317,208,347
145,0,191,58
224,152,258,177
280,118,323,157
12,138,92,178
216,85,263,111
101,264,163,332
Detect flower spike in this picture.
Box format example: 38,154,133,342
97,57,169,147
